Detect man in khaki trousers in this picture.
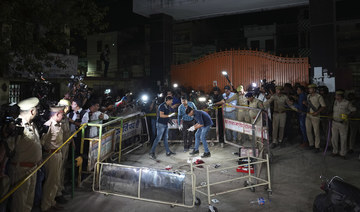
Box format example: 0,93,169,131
7,97,41,212
41,106,65,212
265,86,291,148
331,90,356,159
56,99,72,203
304,84,326,153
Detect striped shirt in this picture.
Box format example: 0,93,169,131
178,101,197,124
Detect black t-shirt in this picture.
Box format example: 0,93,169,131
157,102,170,125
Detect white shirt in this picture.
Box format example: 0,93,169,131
223,92,237,112
88,110,109,138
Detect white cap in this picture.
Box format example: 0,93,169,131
58,99,71,107
17,97,39,110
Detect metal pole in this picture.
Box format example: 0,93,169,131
96,125,103,185
206,166,211,205
266,154,272,191
72,144,75,199
118,119,124,163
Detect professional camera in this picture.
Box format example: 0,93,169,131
0,104,23,144
67,75,88,100
260,79,276,96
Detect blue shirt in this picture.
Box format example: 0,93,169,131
194,110,213,127
294,92,307,112
157,102,171,125
178,101,197,124
172,96,181,106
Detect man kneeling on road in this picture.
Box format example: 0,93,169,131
186,107,213,158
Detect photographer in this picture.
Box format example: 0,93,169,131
7,97,42,212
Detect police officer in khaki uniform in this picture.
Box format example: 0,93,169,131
331,90,356,159
7,97,41,212
56,99,72,202
304,84,326,153
265,86,291,148
246,92,264,124
41,106,65,212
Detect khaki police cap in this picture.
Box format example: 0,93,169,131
335,90,344,95
18,97,39,110
275,86,283,90
236,85,244,92
50,105,64,113
58,99,71,106
308,84,317,88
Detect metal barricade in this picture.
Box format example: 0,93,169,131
222,104,270,159
78,112,149,186
93,162,197,209
194,154,272,212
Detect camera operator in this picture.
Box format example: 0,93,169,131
7,97,42,212
68,99,89,156
40,106,65,212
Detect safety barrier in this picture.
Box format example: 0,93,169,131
93,162,197,209
79,112,149,186
194,154,272,212
223,103,270,156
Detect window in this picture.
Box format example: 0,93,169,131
250,40,260,50
97,40,102,52
9,83,20,103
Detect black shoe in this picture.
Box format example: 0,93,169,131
307,146,315,150
55,195,68,204
183,148,189,152
279,142,285,148
166,151,176,156
201,152,211,158
341,155,347,160
331,153,338,157
149,153,156,160
348,149,354,154
189,150,199,155
270,143,277,149
314,148,320,153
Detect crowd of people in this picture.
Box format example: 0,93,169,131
0,80,360,212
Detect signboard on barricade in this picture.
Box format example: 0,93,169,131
114,112,143,144
224,118,268,139
88,129,115,171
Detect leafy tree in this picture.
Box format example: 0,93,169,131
0,0,108,75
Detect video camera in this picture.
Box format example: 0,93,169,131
0,104,23,142
68,75,88,100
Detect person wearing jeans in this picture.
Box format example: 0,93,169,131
149,96,176,159
186,107,213,158
178,96,197,151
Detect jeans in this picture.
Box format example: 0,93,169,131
299,113,308,143
150,117,157,143
195,125,211,153
150,123,171,154
224,110,237,141
182,120,195,149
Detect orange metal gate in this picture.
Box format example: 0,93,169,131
171,50,310,92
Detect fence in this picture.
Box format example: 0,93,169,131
171,49,310,92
